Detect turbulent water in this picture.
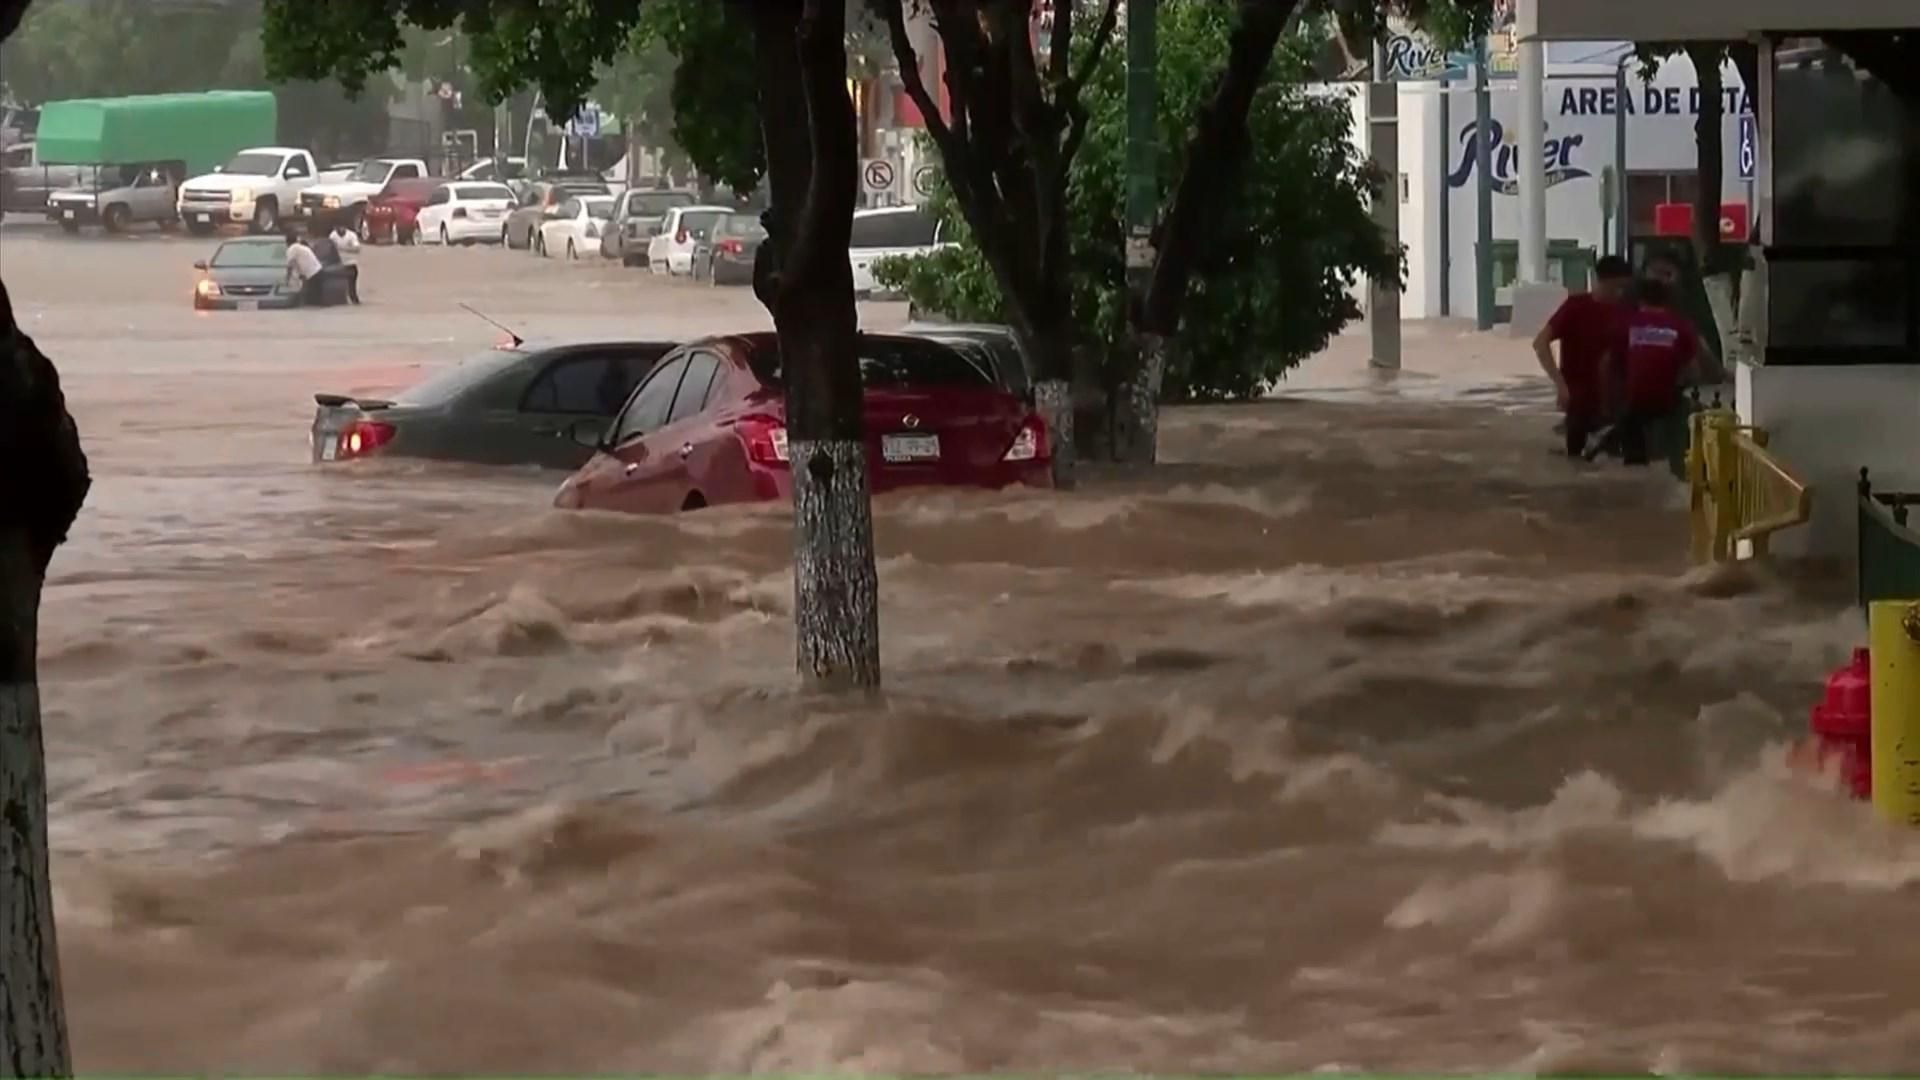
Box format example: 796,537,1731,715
11,225,1920,1074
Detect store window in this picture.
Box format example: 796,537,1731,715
1764,40,1917,365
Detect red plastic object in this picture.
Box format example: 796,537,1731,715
1794,647,1872,799
1652,202,1751,243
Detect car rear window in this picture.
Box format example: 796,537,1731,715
631,192,695,214
718,215,766,238
395,349,528,407
849,208,936,250
750,337,992,389
457,183,514,201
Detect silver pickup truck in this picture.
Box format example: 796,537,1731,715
46,164,181,232
1,141,92,214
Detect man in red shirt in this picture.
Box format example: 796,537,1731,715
1607,274,1704,466
1533,255,1633,457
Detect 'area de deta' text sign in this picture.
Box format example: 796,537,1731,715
1446,118,1591,195
1559,84,1756,117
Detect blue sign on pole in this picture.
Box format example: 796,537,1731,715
1738,114,1757,181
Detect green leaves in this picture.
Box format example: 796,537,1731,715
881,0,1399,402
262,0,646,123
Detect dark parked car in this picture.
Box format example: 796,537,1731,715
503,178,609,250
310,339,675,469
553,332,1052,515
693,211,769,286
192,236,298,310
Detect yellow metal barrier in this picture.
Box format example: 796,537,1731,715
1869,600,1920,827
1687,407,1812,563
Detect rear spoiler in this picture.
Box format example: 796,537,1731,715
314,393,395,409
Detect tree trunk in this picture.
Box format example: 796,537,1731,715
748,0,880,690
1110,331,1167,465
1126,0,1299,462
1,276,87,1079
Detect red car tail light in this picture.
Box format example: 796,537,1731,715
740,416,789,465
1002,415,1048,463
452,206,468,218
338,420,397,459
717,238,743,256
676,227,689,244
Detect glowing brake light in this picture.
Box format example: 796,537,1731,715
337,419,397,458
676,228,689,244
742,418,789,465
1002,416,1048,462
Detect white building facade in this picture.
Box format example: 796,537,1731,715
1325,53,1756,321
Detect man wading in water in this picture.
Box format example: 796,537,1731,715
1533,255,1633,457
1605,271,1710,467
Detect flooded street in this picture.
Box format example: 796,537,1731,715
9,221,1920,1074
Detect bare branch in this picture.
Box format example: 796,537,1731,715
1140,0,1301,333
1048,0,1073,88
876,0,958,152
1061,0,1119,103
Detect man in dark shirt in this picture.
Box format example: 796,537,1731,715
1533,255,1633,457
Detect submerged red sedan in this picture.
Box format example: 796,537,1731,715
553,332,1050,514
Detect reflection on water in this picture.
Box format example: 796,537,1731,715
13,227,1917,1074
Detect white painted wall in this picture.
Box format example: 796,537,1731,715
1736,362,1920,558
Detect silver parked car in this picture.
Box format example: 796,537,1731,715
47,162,181,233
600,188,697,267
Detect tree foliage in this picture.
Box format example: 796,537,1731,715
635,0,763,192
881,0,1396,401
262,0,644,124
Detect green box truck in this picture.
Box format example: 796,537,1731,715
34,91,277,232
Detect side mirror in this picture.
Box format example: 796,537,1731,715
212,165,224,173
192,259,208,270
565,418,606,449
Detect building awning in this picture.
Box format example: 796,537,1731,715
1519,0,1919,42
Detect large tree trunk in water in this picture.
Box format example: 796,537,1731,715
1125,0,1299,464
748,0,879,690
1686,44,1734,379
1,276,87,1078
1110,332,1167,465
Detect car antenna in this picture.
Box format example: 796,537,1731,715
459,302,524,348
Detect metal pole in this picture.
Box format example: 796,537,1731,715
1615,52,1631,258
1516,32,1548,283
1124,0,1158,288
1367,39,1401,369
1474,40,1495,331
1438,75,1451,317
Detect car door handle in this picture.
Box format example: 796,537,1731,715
679,442,693,458
624,462,640,476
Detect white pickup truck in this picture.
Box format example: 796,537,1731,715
298,156,430,235
178,146,320,235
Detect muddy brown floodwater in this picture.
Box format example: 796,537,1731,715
7,220,1920,1075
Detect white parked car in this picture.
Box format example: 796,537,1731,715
415,181,518,245
849,204,948,297
646,204,731,276
536,194,616,259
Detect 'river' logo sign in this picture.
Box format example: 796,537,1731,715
1381,31,1454,80
1446,118,1590,194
